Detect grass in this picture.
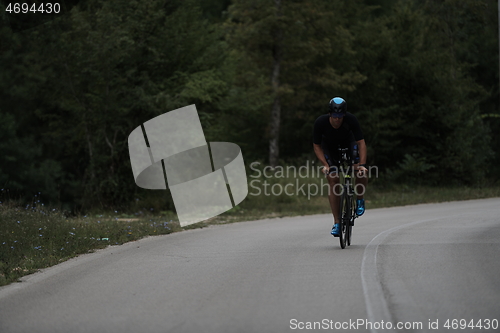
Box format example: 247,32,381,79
365,184,500,208
0,201,182,286
1,179,500,287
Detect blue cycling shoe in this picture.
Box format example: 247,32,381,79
356,199,365,216
330,223,340,237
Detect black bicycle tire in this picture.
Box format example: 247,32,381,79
347,224,353,246
345,193,352,246
339,190,347,249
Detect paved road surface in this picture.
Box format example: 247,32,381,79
1,198,499,333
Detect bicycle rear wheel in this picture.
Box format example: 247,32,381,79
339,190,348,249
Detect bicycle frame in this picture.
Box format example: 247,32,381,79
337,148,357,248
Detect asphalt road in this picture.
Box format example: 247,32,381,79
1,198,499,333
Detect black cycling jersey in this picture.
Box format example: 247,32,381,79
313,112,364,151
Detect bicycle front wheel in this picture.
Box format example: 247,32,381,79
347,195,353,246
339,189,348,249
343,195,354,246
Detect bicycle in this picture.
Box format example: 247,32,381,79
331,147,359,249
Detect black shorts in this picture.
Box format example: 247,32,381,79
322,141,359,172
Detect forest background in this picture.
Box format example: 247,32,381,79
0,0,499,214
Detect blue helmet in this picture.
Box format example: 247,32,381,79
329,97,347,117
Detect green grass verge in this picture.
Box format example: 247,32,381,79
0,202,182,286
366,184,500,209
1,183,499,286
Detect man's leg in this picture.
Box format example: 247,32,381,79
326,170,341,235
355,170,368,216
322,144,342,234
355,171,368,200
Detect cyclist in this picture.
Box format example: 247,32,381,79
313,97,368,237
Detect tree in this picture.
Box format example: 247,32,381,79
225,0,366,165
350,0,492,184
2,0,229,210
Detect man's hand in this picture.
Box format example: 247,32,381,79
322,165,330,175
356,165,368,177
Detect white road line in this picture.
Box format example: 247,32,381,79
360,215,463,333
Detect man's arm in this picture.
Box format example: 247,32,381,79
357,139,367,165
348,114,366,166
355,139,368,175
313,143,330,174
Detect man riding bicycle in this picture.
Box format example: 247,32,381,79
313,97,368,236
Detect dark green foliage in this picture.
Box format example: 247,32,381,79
1,0,229,210
0,0,498,212
223,0,367,161
0,112,63,200
347,0,494,185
